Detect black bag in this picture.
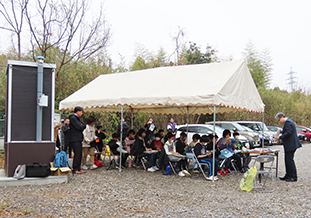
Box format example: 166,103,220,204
26,163,50,177
107,159,117,170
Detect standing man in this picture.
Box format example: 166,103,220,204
274,112,301,182
144,117,156,141
167,117,177,135
69,106,86,174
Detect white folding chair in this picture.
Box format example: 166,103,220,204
191,148,212,180
252,155,275,193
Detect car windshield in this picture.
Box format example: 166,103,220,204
205,125,225,135
240,122,269,131
230,123,247,131
241,125,254,132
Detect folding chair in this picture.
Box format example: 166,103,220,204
168,155,188,175
219,157,237,172
252,155,275,193
191,148,212,180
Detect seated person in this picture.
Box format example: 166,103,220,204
134,128,158,172
194,135,219,180
158,129,165,144
164,132,190,177
125,129,136,153
149,133,163,151
185,133,201,172
217,129,244,174
95,125,106,161
108,133,128,168
233,132,251,171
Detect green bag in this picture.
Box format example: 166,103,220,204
239,167,257,192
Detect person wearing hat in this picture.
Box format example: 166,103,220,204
144,117,156,141
69,106,86,174
274,112,301,182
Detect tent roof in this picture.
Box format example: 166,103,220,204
59,60,265,114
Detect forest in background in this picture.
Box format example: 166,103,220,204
1,0,311,137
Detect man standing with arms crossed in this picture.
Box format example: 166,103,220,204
69,106,86,174
274,112,301,182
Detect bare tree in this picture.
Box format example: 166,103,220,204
25,0,110,78
169,26,185,65
0,0,29,59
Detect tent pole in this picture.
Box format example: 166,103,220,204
186,106,189,143
119,106,124,172
131,112,134,129
262,112,265,148
212,105,216,183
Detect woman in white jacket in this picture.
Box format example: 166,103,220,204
81,116,98,170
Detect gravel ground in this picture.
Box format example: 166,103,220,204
0,143,310,217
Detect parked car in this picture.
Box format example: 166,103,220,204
176,124,249,146
295,125,311,142
236,121,276,146
268,125,307,143
205,121,260,148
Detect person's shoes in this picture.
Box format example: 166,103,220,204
81,165,88,170
182,170,191,177
73,170,86,174
218,170,225,176
285,177,297,182
240,169,246,173
206,176,218,181
224,168,229,176
279,175,289,180
178,171,185,177
193,168,199,173
152,166,159,171
90,164,98,170
148,167,156,172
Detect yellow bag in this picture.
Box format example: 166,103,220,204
239,167,257,192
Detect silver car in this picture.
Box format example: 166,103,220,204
176,124,249,146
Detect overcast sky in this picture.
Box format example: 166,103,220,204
1,0,310,91
102,0,311,91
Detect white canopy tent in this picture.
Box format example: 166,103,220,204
59,60,265,178
59,60,264,114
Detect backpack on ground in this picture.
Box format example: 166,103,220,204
54,151,71,168
94,156,103,167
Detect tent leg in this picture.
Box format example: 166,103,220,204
186,106,189,142
119,106,124,172
131,112,134,129
262,112,265,148
212,105,216,183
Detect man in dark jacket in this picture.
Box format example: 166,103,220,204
274,112,302,182
69,106,86,174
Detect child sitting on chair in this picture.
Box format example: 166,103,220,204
194,135,219,181
217,129,245,174
164,132,190,177
233,132,251,171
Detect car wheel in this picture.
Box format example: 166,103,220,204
309,137,311,143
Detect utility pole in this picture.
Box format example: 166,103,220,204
287,67,297,92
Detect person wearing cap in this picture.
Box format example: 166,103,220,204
274,112,301,182
69,106,86,174
144,117,156,141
